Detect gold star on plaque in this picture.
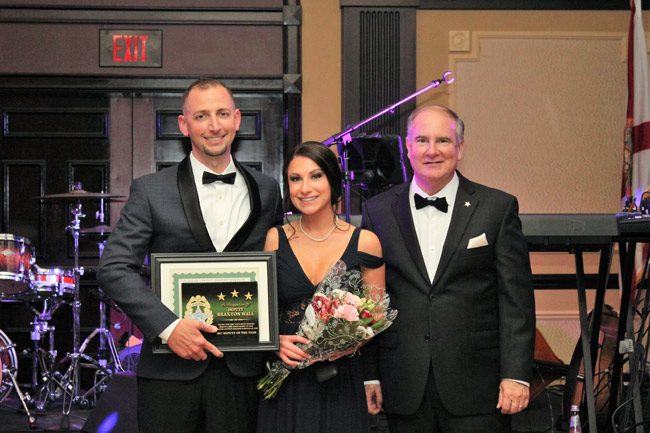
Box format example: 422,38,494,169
217,293,226,301
244,292,253,300
464,201,471,207
230,289,239,298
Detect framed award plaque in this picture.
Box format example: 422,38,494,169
150,251,279,353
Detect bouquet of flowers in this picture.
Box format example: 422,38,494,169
257,260,397,399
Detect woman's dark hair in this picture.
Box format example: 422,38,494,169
283,141,342,212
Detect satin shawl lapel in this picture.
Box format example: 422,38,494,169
224,159,261,252
432,174,477,287
392,185,430,292
177,156,215,252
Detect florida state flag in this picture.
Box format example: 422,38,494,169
622,0,650,208
622,0,650,293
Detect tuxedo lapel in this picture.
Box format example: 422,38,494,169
224,159,261,252
392,186,430,290
177,156,215,252
432,174,477,286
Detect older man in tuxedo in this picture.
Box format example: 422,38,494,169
97,78,282,433
362,105,535,433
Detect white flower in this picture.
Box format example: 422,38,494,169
304,304,316,327
356,326,375,339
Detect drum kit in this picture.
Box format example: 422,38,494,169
0,184,126,428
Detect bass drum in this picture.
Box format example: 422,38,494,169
0,328,18,402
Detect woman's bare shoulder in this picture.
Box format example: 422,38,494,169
358,228,382,257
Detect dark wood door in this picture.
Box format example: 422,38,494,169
0,91,111,265
0,90,111,386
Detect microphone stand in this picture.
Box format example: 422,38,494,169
322,71,455,222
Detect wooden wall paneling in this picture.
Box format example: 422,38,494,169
448,31,626,213
0,6,286,76
283,1,302,154
233,92,285,182
339,0,650,9
237,110,264,141
132,95,156,179
150,93,184,167
3,109,107,139
108,95,134,233
1,161,46,256
1,92,111,265
418,0,650,10
0,0,284,6
0,4,285,24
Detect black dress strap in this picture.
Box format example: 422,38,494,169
350,227,384,269
358,251,384,269
275,225,288,249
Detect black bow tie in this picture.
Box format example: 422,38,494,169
414,194,448,212
202,171,236,185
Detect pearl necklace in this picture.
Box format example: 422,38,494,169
299,217,338,242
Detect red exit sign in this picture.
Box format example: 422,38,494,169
100,29,162,67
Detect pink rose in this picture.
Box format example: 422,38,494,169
333,304,359,321
342,292,361,307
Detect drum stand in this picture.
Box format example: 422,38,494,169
76,239,123,405
1,340,38,428
41,202,121,414
30,304,56,390
83,205,124,401
29,297,64,412
91,204,123,375
92,240,123,372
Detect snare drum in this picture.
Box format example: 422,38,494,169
0,234,34,297
31,267,76,297
0,328,18,402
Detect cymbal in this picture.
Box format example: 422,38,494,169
80,224,113,234
34,190,126,200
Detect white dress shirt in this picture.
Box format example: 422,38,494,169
410,173,459,284
189,152,250,252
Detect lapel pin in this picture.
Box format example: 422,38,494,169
464,201,471,207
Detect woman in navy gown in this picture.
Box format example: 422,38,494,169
257,142,385,433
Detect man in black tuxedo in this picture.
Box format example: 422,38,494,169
362,105,535,433
97,78,282,433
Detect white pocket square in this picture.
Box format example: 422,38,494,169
467,233,488,249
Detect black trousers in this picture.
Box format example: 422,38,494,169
137,358,259,433
386,362,511,433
